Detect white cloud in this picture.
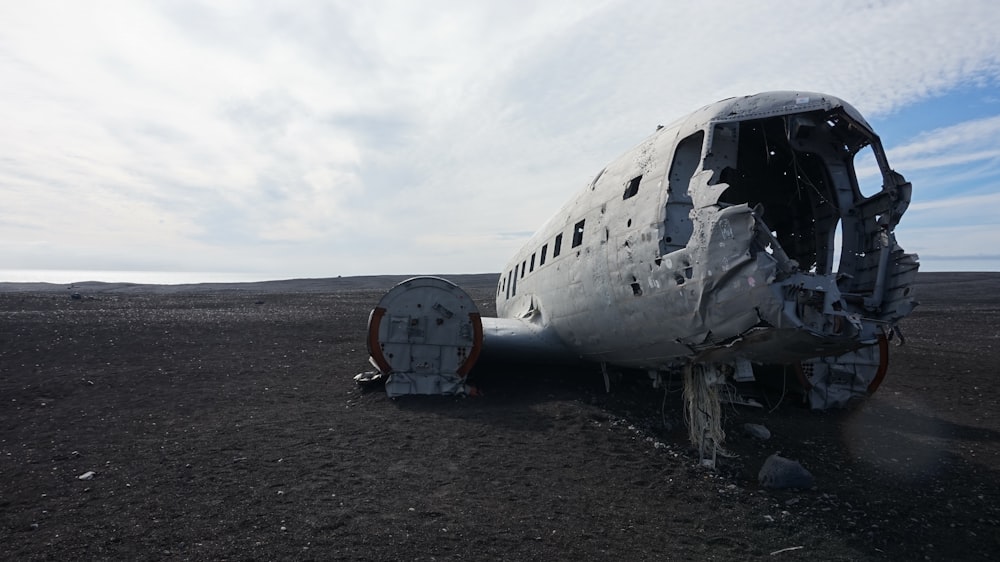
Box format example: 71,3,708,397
904,189,1000,234
890,114,1000,160
898,223,1000,259
2,0,1000,278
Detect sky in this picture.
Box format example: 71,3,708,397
2,0,1000,283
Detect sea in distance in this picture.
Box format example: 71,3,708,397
2,259,997,286
0,270,285,285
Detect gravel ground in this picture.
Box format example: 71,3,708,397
1,272,997,560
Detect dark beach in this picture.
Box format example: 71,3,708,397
1,272,998,560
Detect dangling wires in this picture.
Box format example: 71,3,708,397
682,363,730,467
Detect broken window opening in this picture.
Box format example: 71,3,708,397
553,233,563,257
540,244,548,265
661,131,702,255
853,144,881,198
714,111,845,274
831,219,843,275
572,220,585,248
530,253,536,272
623,175,642,199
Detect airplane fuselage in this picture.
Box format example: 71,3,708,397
366,91,918,410
494,92,917,378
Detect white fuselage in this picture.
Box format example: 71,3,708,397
494,91,918,371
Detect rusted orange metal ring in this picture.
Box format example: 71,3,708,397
866,332,890,394
367,307,392,374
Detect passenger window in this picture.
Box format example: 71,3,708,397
540,244,548,265
512,266,518,296
530,253,536,272
521,260,526,278
572,220,585,248
554,233,563,257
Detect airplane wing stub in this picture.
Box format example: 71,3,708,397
479,317,581,365
366,276,483,397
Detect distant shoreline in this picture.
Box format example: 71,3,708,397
2,271,998,295
0,273,502,294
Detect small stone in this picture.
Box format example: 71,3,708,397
77,471,96,481
758,454,814,489
743,423,771,440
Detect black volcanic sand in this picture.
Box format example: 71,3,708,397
1,272,998,560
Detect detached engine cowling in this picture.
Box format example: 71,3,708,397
365,276,483,397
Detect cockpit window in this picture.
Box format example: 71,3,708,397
623,175,642,199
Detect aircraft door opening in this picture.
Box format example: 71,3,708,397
660,131,702,255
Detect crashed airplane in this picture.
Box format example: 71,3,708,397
360,91,918,462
